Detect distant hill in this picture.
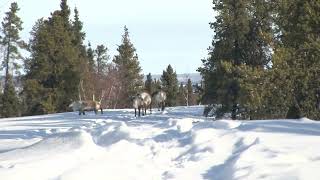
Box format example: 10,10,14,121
144,73,202,85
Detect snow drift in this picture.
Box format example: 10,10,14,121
0,106,320,180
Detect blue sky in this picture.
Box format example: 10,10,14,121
0,0,213,74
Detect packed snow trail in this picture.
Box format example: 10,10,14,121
0,106,320,180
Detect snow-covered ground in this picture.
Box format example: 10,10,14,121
0,106,320,180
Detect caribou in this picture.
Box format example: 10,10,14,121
152,90,166,111
69,94,104,115
132,92,152,117
69,80,105,115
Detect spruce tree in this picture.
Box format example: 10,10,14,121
95,44,109,77
59,0,71,29
0,2,24,117
270,0,320,119
198,0,249,119
113,26,143,108
72,8,94,101
161,65,179,106
198,0,274,119
92,44,109,100
23,0,81,114
145,73,154,95
154,79,161,91
87,42,95,71
1,75,20,117
72,7,85,48
177,83,186,106
72,7,88,75
186,78,195,106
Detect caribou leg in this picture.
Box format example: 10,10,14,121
161,102,165,111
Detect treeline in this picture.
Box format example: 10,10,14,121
0,0,199,118
199,0,320,120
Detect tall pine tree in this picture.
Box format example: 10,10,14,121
270,0,320,119
161,65,179,107
186,78,196,106
23,0,81,114
199,0,274,119
0,2,24,117
113,26,143,108
177,83,186,106
95,44,109,77
145,73,154,95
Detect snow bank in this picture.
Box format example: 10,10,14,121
94,121,130,146
0,106,320,180
0,131,103,180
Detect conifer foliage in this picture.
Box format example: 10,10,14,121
144,73,155,95
200,0,320,120
199,0,252,119
23,0,82,114
0,2,25,117
161,65,179,107
113,26,143,108
270,0,320,119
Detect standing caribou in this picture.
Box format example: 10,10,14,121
69,81,106,115
69,93,105,115
152,90,167,111
132,92,152,117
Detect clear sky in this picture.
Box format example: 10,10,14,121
0,0,213,74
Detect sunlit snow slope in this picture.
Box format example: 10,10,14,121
0,106,320,180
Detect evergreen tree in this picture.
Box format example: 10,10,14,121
87,42,95,72
72,7,85,48
0,2,24,117
198,0,249,119
270,0,320,119
87,42,95,71
1,75,20,117
95,44,109,76
72,7,88,76
145,73,154,95
92,44,109,101
186,78,196,106
23,0,81,114
198,0,274,119
113,26,143,108
161,65,178,106
59,0,71,29
153,79,161,91
71,8,94,101
177,83,186,106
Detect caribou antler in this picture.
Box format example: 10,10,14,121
99,89,107,103
78,80,83,101
107,86,114,100
78,79,87,101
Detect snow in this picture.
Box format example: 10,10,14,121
0,106,320,180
